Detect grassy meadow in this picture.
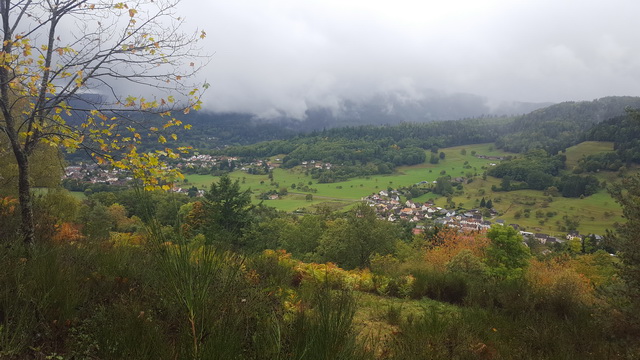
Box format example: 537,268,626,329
182,142,628,236
184,143,510,204
564,141,615,169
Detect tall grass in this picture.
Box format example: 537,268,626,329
286,283,369,360
0,242,90,357
387,303,619,360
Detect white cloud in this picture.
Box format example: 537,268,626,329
174,0,640,116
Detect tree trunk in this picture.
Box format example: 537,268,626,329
15,150,35,245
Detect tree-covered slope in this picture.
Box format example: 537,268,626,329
585,110,640,164
496,96,640,154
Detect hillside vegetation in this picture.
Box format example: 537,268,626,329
1,192,638,359
4,97,640,359
496,96,640,154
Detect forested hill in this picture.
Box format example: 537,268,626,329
224,96,640,158
495,96,640,154
225,117,511,160
71,96,640,167
586,111,640,164
180,96,638,150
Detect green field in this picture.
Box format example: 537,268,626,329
183,142,628,236
69,191,87,200
33,187,86,201
183,144,513,210
564,141,615,169
447,176,624,235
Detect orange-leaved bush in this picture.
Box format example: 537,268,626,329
423,227,490,271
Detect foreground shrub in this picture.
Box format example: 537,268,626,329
526,259,596,317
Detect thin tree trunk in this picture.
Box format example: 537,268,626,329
15,150,35,245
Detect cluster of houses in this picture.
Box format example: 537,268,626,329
475,155,506,161
170,185,205,197
363,189,599,246
363,190,511,233
475,154,505,167
240,159,276,172
65,154,270,188
363,190,460,224
175,154,247,170
176,154,280,174
64,164,131,186
175,154,221,169
301,160,332,170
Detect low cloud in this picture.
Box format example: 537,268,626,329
173,0,640,118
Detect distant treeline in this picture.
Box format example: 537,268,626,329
224,118,511,180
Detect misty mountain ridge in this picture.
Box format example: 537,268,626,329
65,89,552,130
264,90,553,129
63,92,640,150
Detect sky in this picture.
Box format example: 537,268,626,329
175,0,640,118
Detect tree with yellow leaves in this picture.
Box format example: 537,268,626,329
0,0,208,245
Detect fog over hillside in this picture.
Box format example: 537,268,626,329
299,91,552,127
198,90,553,130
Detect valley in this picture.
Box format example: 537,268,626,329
4,1,640,358
180,141,626,236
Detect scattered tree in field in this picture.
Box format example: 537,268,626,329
562,215,580,232
500,176,512,191
0,0,207,245
433,176,453,196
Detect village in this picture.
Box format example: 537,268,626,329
63,154,261,187
361,189,597,247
